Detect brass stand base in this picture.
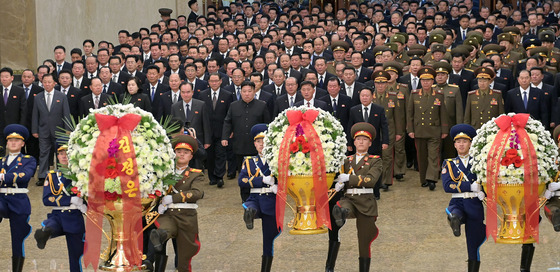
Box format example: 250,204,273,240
290,227,328,235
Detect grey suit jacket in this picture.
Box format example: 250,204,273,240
32,90,71,138
171,98,212,145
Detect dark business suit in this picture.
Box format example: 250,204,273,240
170,99,212,146
164,70,186,81
319,93,353,128
495,68,515,92
286,69,302,83
188,79,210,99
262,83,286,98
31,90,70,179
20,84,43,159
100,81,123,101
157,90,180,122
341,82,366,106
356,67,374,83
119,93,152,112
294,98,333,112
55,62,72,75
199,88,234,182
347,103,389,156
73,77,91,96
0,85,27,155
273,93,303,117
533,83,557,127
316,72,336,90
113,71,131,86
223,84,244,101
55,86,81,123
504,87,549,127
452,69,476,109
143,82,171,120
127,71,147,85
256,90,275,118
80,93,110,117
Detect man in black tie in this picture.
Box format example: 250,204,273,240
53,45,72,75
293,81,332,112
19,69,42,160
272,77,301,116
504,70,549,127
319,77,352,127
315,57,335,90
0,67,27,156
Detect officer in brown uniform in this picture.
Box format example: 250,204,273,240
371,70,405,190
391,33,410,65
151,135,204,272
498,33,523,72
384,62,408,180
407,67,449,190
327,41,349,75
425,44,448,67
332,122,382,272
433,62,463,159
464,67,504,129
540,30,560,72
544,125,560,232
502,26,525,56
464,38,482,70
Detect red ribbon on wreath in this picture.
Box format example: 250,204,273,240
276,109,331,231
486,114,539,242
84,113,142,270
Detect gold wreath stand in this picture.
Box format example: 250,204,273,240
485,183,546,244
286,173,335,235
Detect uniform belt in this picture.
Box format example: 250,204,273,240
346,188,373,195
52,204,78,210
0,188,29,194
451,192,478,198
250,187,274,194
167,203,198,209
552,191,560,197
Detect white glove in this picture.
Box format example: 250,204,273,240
335,182,345,192
0,173,4,181
70,196,83,206
157,204,168,214
271,184,278,194
263,176,275,185
337,174,350,183
544,190,553,199
470,182,481,192
477,191,485,201
549,182,560,192
161,195,173,205
78,204,87,214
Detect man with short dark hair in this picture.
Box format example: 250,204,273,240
53,45,72,75
0,67,27,155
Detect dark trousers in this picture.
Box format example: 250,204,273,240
38,135,57,179
446,198,485,261
0,199,31,258
206,138,227,182
237,154,255,202
243,195,280,256
25,136,40,162
226,140,236,175
42,211,85,272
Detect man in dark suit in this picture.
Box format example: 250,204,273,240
294,81,332,112
223,68,246,101
158,74,182,123
55,70,81,123
530,67,557,129
272,77,302,117
505,70,549,127
187,0,199,23
124,55,147,85
53,45,72,76
184,63,209,99
169,83,211,170
319,77,352,128
19,69,43,160
353,56,374,84
341,67,366,105
0,67,27,155
199,73,234,187
278,54,302,83
262,68,287,98
250,73,275,118
164,54,186,81
98,67,123,101
451,53,476,109
79,78,110,117
143,65,171,119
314,57,336,90
31,74,70,185
222,81,271,182
70,61,91,96
109,56,130,86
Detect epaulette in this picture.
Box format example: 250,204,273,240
518,59,526,64
446,158,453,161
49,170,55,173
492,89,501,93
431,84,437,87
468,90,477,94
24,155,31,158
370,155,380,158
388,91,397,96
448,84,458,87
411,89,420,94
190,168,202,173
464,68,473,72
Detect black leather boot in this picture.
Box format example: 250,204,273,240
332,205,349,227
520,243,535,272
34,227,52,249
447,213,462,237
149,229,168,253
12,256,24,272
244,207,257,230
154,254,168,272
468,259,480,272
261,255,273,272
552,209,560,232
325,241,341,272
358,257,370,272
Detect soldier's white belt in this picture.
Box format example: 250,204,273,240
167,203,198,209
346,188,374,195
0,188,29,194
250,187,274,194
452,192,478,198
52,204,78,210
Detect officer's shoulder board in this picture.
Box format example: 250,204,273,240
431,84,437,87
190,168,203,173
369,155,380,158
468,90,477,95
49,170,55,173
411,89,420,94
448,84,458,87
24,155,31,158
518,59,527,64
464,68,474,72
492,89,502,93
445,158,454,162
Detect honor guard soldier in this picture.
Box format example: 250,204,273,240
0,124,37,272
238,124,280,272
332,122,382,272
384,62,408,181
442,124,485,272
326,41,349,75
433,62,463,159
407,67,449,190
543,126,560,231
151,135,204,272
371,70,405,190
34,142,86,272
464,67,504,129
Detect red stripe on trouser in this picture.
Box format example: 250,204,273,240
368,224,379,258
187,234,201,272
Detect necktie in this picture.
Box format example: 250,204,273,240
523,91,528,109
62,89,67,96
412,77,418,90
57,64,62,73
3,88,8,105
151,86,156,101
185,103,190,120
319,75,324,87
94,95,99,109
75,79,80,88
347,86,353,97
363,106,369,121
277,87,281,96
236,86,241,100
307,101,311,107
333,98,337,114
287,48,291,55
285,72,289,78
173,93,178,103
212,92,218,109
103,84,107,94
112,74,118,83
289,96,294,107
90,73,94,79
462,30,466,40
24,87,29,99
46,92,52,111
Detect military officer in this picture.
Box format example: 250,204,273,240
464,67,504,129
425,44,447,67
238,124,279,272
34,143,86,272
463,38,481,70
433,62,463,159
391,33,410,65
151,135,204,272
0,124,37,272
498,33,523,72
370,70,404,190
543,125,560,232
407,67,449,190
442,124,485,272
540,31,560,72
384,62,408,181
502,26,525,56
326,41,349,75
332,122,382,272
422,32,445,63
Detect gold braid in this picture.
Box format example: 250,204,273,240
446,161,463,183
48,173,63,196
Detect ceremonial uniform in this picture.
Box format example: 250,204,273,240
406,68,449,189
464,68,504,129
38,169,85,272
387,82,409,178
0,124,37,272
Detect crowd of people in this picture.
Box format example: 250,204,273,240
2,0,560,270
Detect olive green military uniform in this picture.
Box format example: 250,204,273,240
502,51,523,71
464,89,504,129
435,83,463,159
387,82,409,177
407,87,449,185
156,167,204,272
